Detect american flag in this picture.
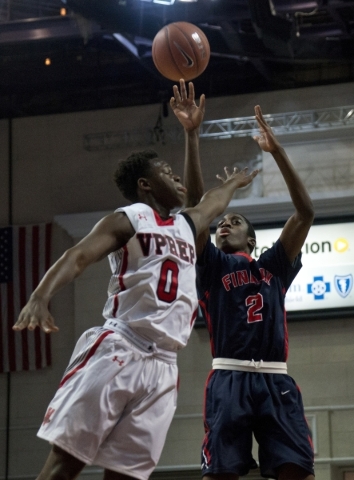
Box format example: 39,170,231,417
0,224,52,373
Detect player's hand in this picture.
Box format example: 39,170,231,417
216,166,259,189
13,295,59,333
253,105,282,153
170,79,205,131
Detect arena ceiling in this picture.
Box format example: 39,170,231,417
0,0,354,118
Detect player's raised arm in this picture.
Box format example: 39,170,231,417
170,79,205,208
253,105,314,262
13,213,135,333
185,166,259,238
171,79,211,255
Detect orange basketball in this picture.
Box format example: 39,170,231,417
152,22,210,81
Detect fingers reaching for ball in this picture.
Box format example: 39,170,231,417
171,79,194,104
170,79,205,131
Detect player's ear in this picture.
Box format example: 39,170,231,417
248,237,256,251
137,177,152,192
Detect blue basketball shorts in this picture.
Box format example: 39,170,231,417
201,370,314,479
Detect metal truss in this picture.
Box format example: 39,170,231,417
84,105,354,151
199,105,354,139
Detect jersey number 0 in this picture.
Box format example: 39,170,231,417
157,259,179,303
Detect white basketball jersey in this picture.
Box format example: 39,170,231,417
102,203,198,351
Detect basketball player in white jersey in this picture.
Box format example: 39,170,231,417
13,82,258,480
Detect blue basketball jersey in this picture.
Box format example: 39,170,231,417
197,237,302,362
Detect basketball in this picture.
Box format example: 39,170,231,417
152,22,210,82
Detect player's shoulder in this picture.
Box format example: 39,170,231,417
115,202,152,216
113,203,156,228
197,235,220,266
257,239,286,262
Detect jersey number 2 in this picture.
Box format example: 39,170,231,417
246,293,263,323
157,259,179,303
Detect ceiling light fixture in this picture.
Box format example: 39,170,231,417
140,0,176,3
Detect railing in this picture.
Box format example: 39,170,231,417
0,0,62,23
2,404,354,479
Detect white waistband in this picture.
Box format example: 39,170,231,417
104,319,177,364
212,357,287,374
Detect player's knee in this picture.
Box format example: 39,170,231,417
50,464,73,480
103,469,140,480
277,463,314,480
37,463,80,480
202,475,239,480
37,446,85,480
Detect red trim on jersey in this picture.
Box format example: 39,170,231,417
199,297,215,357
203,369,215,423
153,210,174,226
283,316,289,362
190,308,198,328
304,414,315,456
118,245,128,292
111,246,129,318
231,251,253,262
202,369,215,467
282,287,289,361
308,433,315,454
59,330,113,388
202,439,212,468
112,294,119,317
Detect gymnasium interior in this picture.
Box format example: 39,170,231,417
0,1,354,479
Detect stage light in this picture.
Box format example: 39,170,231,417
152,0,175,4
139,0,176,4
113,33,139,57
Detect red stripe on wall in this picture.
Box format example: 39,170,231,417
0,223,53,373
32,226,42,369
7,282,16,372
0,291,4,371
45,224,52,366
19,227,29,371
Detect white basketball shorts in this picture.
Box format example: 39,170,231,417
37,325,178,480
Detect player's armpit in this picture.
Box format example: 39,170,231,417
75,212,136,265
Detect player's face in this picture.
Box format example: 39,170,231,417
149,160,186,208
215,213,253,253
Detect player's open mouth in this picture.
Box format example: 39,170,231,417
219,229,230,236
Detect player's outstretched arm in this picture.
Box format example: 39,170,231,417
13,213,135,333
185,166,259,238
253,105,314,262
170,79,205,208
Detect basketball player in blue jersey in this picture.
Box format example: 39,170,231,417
171,81,315,480
13,103,258,480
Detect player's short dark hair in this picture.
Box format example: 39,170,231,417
114,150,159,202
239,213,256,253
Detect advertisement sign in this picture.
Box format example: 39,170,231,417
210,221,354,317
